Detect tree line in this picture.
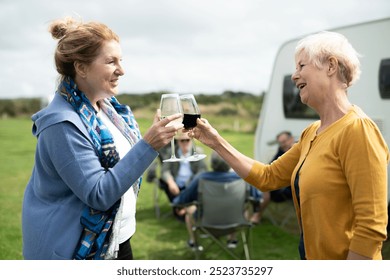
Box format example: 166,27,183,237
0,90,263,119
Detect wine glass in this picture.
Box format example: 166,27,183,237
179,94,207,161
160,93,183,162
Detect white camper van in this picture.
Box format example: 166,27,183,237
254,18,390,201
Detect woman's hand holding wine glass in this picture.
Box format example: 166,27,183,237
142,111,183,151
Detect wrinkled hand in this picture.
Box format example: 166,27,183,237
143,110,183,151
186,118,220,149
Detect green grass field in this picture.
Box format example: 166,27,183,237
1,117,388,260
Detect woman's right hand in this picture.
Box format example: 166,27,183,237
187,118,221,149
143,110,183,151
188,117,255,178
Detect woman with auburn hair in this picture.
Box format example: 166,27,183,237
22,17,182,260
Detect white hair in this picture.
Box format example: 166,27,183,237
295,31,361,87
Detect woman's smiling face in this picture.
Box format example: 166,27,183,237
80,39,125,102
292,50,328,108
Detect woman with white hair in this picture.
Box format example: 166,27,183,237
188,31,389,259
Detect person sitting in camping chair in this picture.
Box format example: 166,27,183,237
172,151,262,251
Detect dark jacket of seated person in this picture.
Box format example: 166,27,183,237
160,131,208,202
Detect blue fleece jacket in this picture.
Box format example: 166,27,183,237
22,93,158,259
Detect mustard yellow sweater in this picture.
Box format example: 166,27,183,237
246,106,389,259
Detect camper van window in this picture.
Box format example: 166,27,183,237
379,58,390,99
282,75,319,119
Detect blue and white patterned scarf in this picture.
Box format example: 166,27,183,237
58,76,142,260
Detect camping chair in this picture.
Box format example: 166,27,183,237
153,178,174,219
146,158,171,219
192,178,252,260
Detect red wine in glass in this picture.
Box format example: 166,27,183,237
179,94,206,161
183,113,201,129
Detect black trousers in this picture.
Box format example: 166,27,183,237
116,238,133,260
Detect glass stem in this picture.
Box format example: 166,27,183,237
170,139,176,159
191,138,198,156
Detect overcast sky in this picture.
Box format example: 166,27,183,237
1,0,389,99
